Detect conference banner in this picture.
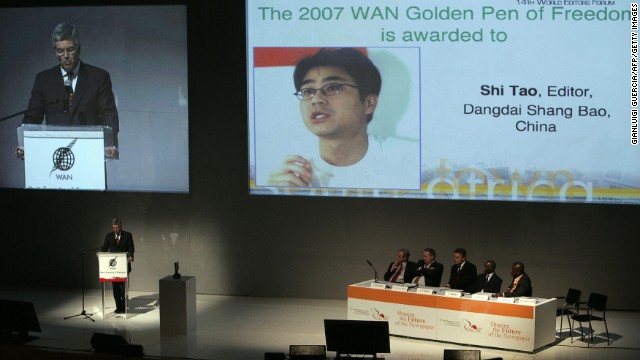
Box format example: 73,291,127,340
347,281,556,352
247,0,639,204
348,297,439,340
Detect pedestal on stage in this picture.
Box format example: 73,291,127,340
17,124,114,190
159,275,196,335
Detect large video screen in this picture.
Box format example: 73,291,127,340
247,0,639,204
0,5,188,192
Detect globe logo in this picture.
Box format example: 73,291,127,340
52,147,75,171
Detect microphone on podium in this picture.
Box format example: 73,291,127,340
366,260,379,283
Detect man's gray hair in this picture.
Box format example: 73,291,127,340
111,218,122,226
52,23,81,48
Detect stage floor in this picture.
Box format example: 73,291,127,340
1,287,639,359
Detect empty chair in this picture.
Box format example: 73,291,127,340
570,292,610,347
558,288,582,339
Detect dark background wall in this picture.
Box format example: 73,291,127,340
1,1,639,310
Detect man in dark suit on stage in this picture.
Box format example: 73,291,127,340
101,218,134,313
20,22,119,158
446,248,477,292
471,260,502,293
497,261,532,298
413,247,444,287
384,248,418,284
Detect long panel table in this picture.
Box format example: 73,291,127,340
347,280,556,352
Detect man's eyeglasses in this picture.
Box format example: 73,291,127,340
55,47,77,56
294,83,358,101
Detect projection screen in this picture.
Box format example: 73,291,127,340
248,0,639,204
0,5,189,192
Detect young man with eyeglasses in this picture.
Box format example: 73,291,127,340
267,48,419,189
20,23,119,159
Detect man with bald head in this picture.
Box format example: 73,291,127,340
496,262,532,298
471,260,502,293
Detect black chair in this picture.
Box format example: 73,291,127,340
570,292,610,347
558,288,582,338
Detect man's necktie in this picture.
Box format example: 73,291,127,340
390,263,404,283
510,275,522,293
65,72,75,108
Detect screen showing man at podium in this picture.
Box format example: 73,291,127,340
20,23,119,156
0,5,189,192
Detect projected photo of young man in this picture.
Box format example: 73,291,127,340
266,48,419,189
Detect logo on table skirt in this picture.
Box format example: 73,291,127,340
463,319,481,333
371,308,386,320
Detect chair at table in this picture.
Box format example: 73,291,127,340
558,288,582,339
570,292,610,347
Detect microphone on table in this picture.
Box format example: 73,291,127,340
366,260,379,283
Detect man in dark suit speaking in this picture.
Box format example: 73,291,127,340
101,218,134,314
20,23,119,158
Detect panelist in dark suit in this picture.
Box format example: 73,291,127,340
413,248,444,287
101,218,135,314
21,23,119,157
497,262,532,298
471,260,502,293
383,248,418,284
446,248,477,292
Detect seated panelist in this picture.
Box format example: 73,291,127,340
383,248,418,284
412,247,444,286
496,262,532,298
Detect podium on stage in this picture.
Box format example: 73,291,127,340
97,252,129,317
17,124,114,190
